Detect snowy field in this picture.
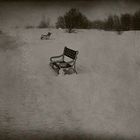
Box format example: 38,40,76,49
0,28,140,140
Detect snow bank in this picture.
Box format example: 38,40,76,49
0,28,140,139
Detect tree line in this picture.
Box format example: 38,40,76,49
56,8,140,33
91,10,140,31
25,8,140,33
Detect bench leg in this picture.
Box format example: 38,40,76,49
73,65,78,74
50,62,60,74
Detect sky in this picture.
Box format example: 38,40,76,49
0,0,140,28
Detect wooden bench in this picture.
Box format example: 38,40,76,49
50,47,79,75
41,32,52,40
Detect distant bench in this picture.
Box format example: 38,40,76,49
50,47,79,75
41,32,52,40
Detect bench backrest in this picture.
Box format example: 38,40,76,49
63,47,78,60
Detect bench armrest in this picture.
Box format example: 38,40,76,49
50,54,63,62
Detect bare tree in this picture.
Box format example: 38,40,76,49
56,8,90,33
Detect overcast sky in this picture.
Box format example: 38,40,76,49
0,0,140,28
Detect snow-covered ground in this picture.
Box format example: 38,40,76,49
0,28,140,139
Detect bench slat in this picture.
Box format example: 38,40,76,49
63,47,77,60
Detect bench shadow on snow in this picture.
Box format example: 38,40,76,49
77,64,91,75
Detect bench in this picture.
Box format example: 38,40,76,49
41,32,52,40
50,47,79,75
